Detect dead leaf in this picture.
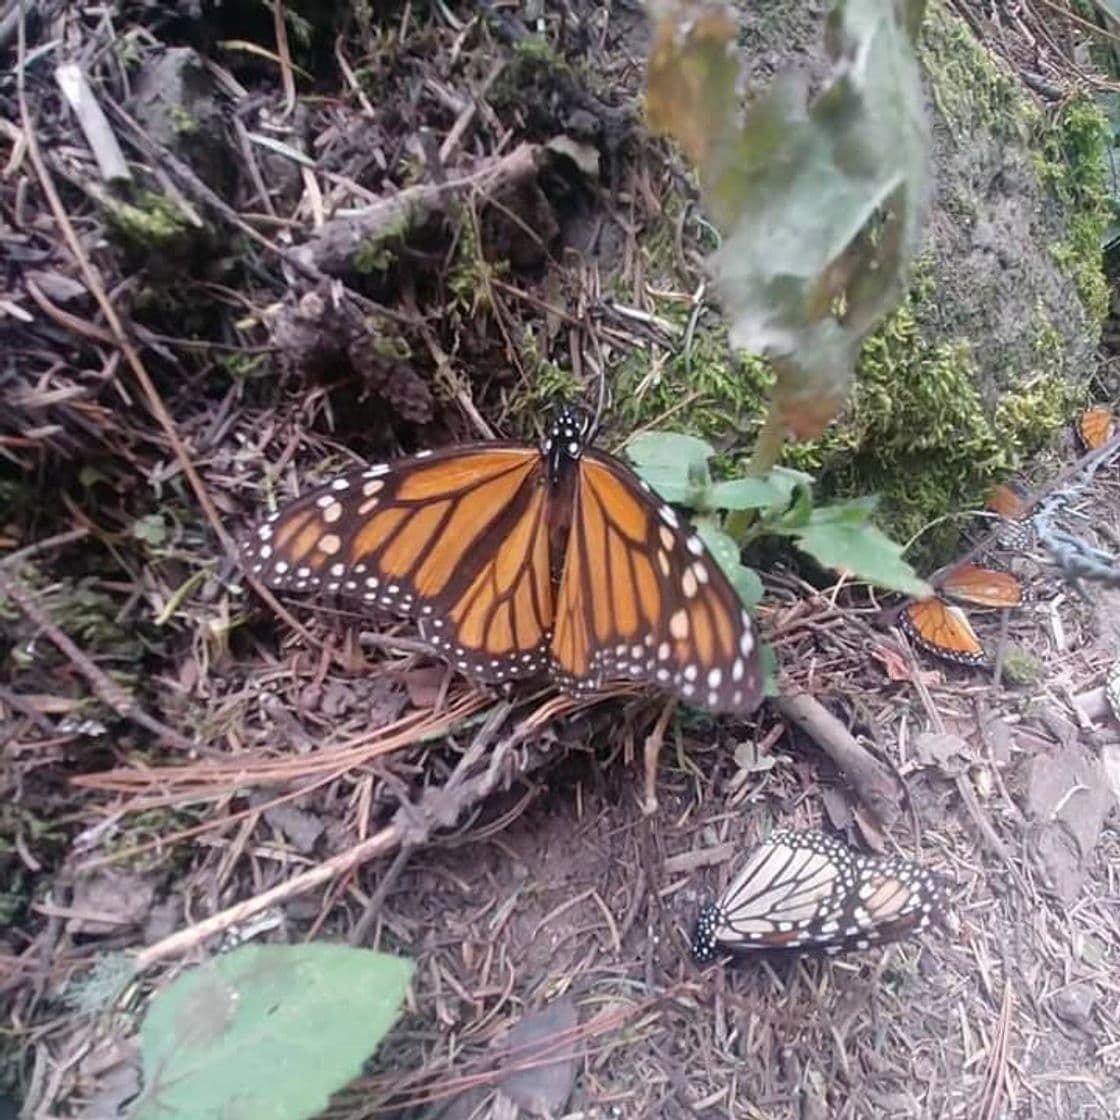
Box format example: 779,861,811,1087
647,0,929,439
25,269,89,304
871,644,939,685
78,1038,141,1117
820,787,853,832
981,715,1015,765
403,666,446,709
1051,982,1097,1034
1025,745,1111,902
68,870,156,936
871,643,911,681
263,803,324,855
852,804,887,853
494,997,579,1118
913,731,971,775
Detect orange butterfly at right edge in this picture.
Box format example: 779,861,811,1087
239,406,763,715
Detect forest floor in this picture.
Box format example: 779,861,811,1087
1,2,1119,1118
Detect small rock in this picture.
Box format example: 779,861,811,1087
1052,982,1096,1033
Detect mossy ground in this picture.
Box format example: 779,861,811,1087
605,2,1109,570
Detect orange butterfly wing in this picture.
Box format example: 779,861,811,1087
900,599,985,665
1077,406,1115,451
551,451,763,713
243,445,555,681
940,564,1022,608
985,482,1028,520
983,482,1034,550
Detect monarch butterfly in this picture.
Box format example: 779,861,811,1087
1077,405,1115,451
692,830,947,962
940,564,1024,609
985,482,1028,520
899,598,985,665
1107,662,1120,725
240,406,763,714
984,482,1034,550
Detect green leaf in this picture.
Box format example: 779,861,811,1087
766,478,816,531
760,642,781,697
694,519,763,608
1091,1,1120,24
647,0,929,438
708,466,814,511
131,513,168,547
625,431,715,469
625,431,715,505
136,944,413,1120
792,501,930,596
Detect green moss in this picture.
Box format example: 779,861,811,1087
920,3,1037,142
168,103,199,136
105,190,194,253
1034,97,1112,325
605,313,772,451
992,315,1078,445
923,3,1109,328
1000,644,1045,686
352,237,398,274
786,295,1007,560
608,1,1102,568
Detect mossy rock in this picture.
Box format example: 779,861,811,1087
620,0,1108,567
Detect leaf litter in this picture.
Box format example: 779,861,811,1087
1,1,1118,1118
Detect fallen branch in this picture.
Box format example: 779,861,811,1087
289,142,546,275
774,692,902,824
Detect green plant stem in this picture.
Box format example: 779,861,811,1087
726,406,786,540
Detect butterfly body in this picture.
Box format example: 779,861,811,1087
242,406,763,714
692,829,947,963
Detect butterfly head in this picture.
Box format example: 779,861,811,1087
542,404,593,480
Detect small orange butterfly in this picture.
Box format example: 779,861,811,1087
240,407,764,714
1077,405,1115,452
984,482,1034,551
940,564,1024,609
985,482,1028,520
899,599,985,666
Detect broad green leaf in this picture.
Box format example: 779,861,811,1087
625,431,715,505
793,502,930,596
766,477,816,531
625,431,715,471
694,518,763,607
708,467,814,511
647,0,929,439
136,944,413,1120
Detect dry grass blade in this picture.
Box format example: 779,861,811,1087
70,689,488,799
979,980,1014,1120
